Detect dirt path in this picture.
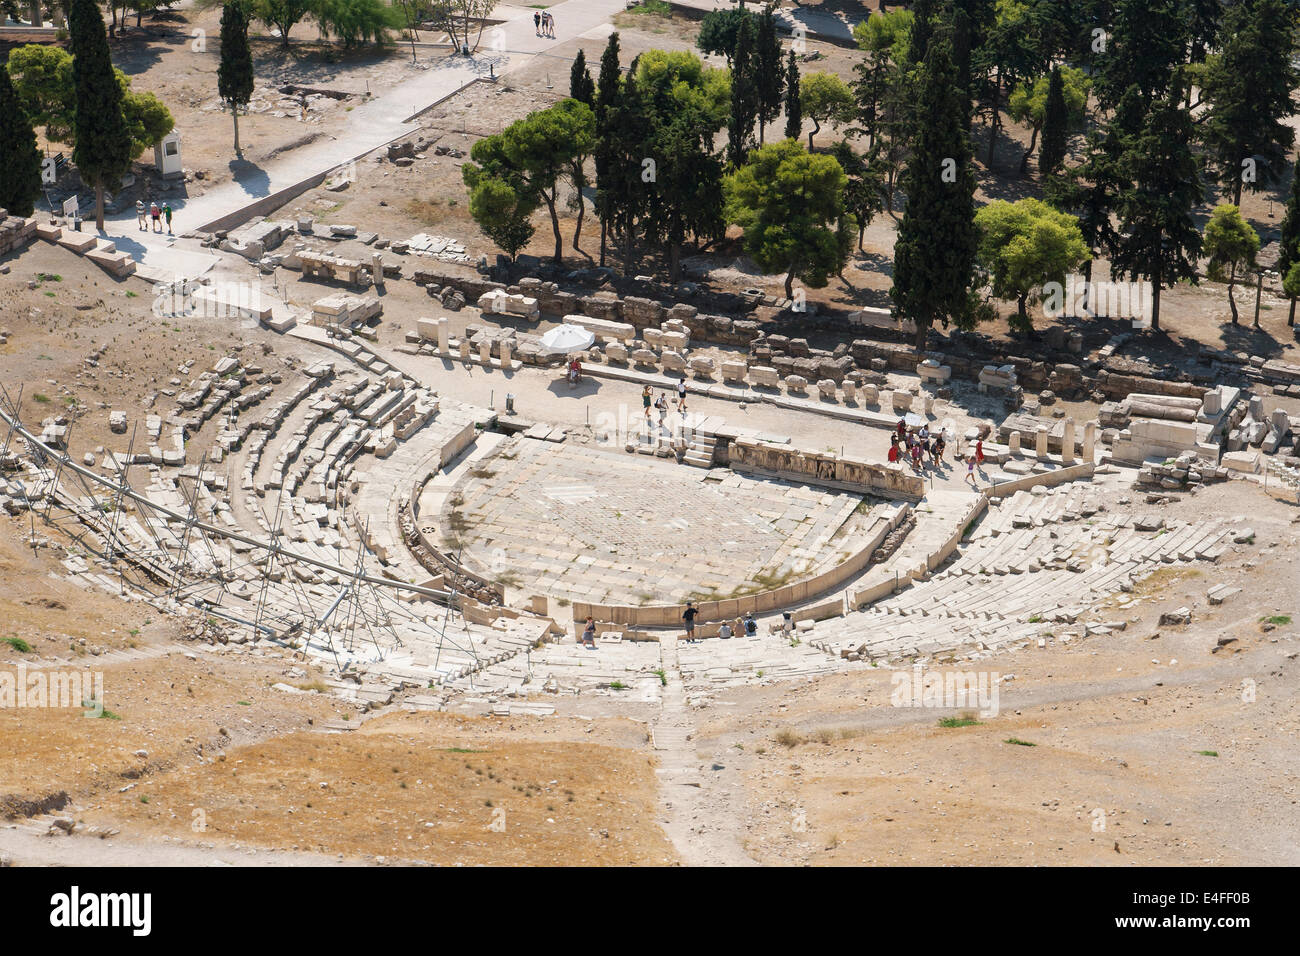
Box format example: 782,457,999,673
652,634,755,866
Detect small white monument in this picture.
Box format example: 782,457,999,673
154,131,182,179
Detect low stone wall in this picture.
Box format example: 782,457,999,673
1095,369,1208,402
570,506,908,627
985,462,1096,498
727,437,925,499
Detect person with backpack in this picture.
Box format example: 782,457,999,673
682,602,699,642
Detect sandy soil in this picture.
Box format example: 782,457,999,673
679,481,1300,866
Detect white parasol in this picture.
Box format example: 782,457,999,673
539,324,596,354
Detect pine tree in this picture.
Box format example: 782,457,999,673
754,4,783,145
783,50,801,142
1038,65,1068,177
727,16,757,166
1112,91,1202,331
0,66,43,217
69,0,132,230
891,38,978,350
1201,0,1296,206
218,1,254,157
1094,0,1188,110
569,48,595,106
1277,155,1300,279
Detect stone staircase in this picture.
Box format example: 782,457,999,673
683,432,718,468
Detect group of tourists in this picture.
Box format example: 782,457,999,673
577,607,758,649
533,10,556,37
681,602,758,643
642,382,688,424
136,200,172,234
888,418,946,473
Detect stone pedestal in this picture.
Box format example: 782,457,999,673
1082,420,1097,462
1202,388,1221,416
371,253,385,290
1008,430,1021,456
1035,427,1048,459
500,338,512,366
1061,419,1076,462
842,380,856,402
436,317,449,354
459,339,471,361
478,339,492,365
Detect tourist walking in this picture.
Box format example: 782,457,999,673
966,455,978,487
136,200,146,231
547,12,556,37
534,10,540,34
149,202,161,232
656,391,668,425
975,438,985,468
682,602,698,642
643,384,653,422
163,202,173,235
677,379,687,412
581,616,596,649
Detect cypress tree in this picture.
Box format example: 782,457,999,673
1038,65,1068,177
783,50,801,142
0,66,43,217
218,1,254,157
610,72,648,272
727,16,757,166
569,48,595,106
594,32,622,266
907,0,937,67
69,0,133,231
754,4,783,145
1201,0,1296,206
1112,90,1202,331
1277,155,1300,279
891,38,978,350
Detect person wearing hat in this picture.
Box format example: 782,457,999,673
136,200,146,231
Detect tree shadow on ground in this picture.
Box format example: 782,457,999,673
1219,321,1290,359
